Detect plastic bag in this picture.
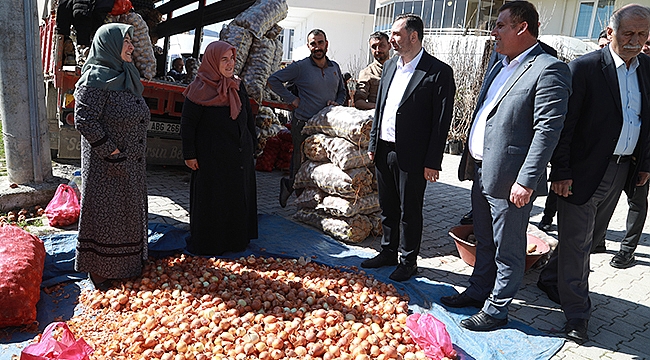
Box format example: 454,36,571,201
110,0,133,16
406,313,457,360
44,184,80,227
68,170,82,202
21,322,93,360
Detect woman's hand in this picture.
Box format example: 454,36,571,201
185,159,199,170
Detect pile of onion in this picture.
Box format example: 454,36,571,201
63,254,428,359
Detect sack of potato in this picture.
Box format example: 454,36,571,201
107,12,156,80
293,161,374,198
232,0,288,39
220,24,253,75
293,187,328,209
367,211,383,237
304,134,372,170
293,208,372,243
241,35,277,102
302,106,374,148
316,193,380,218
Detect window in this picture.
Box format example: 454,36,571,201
279,29,294,61
372,0,503,32
423,0,433,27
574,0,614,39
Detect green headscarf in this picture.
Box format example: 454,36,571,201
77,23,144,96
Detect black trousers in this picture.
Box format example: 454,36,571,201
539,159,629,319
542,191,557,221
374,140,427,266
592,179,648,253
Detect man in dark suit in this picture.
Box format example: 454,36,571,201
591,31,650,265
441,1,572,331
363,13,455,282
537,4,650,343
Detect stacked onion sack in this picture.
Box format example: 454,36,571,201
219,0,288,103
58,255,429,359
106,11,157,80
293,106,383,243
254,106,292,171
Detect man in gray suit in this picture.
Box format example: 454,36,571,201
441,0,571,331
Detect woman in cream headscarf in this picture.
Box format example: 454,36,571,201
74,23,150,290
181,41,258,255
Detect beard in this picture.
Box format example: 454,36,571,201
311,49,326,59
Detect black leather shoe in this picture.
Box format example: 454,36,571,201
610,251,635,269
389,264,417,282
279,178,292,208
459,210,473,225
536,280,561,305
565,318,589,344
460,311,507,331
89,275,112,291
537,217,553,232
591,243,607,254
360,252,398,269
440,291,484,308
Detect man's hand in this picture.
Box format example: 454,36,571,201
367,151,374,162
185,159,199,171
637,172,650,186
327,100,340,106
510,182,533,208
291,98,300,109
551,179,573,197
424,168,439,183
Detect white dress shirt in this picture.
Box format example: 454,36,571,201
468,44,538,160
609,46,642,156
380,48,424,143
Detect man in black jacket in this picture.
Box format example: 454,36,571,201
538,4,650,344
363,13,455,282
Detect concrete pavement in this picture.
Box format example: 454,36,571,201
136,154,649,358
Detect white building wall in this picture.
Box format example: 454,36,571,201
279,0,375,76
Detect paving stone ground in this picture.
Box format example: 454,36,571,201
143,154,650,359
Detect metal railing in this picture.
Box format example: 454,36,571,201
423,28,492,36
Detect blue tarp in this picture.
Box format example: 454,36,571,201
0,215,564,359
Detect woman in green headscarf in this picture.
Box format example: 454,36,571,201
73,23,150,290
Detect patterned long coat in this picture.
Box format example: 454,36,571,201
74,85,150,279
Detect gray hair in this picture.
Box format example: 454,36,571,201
610,4,650,33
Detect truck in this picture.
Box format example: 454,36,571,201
40,0,289,166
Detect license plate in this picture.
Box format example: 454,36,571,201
148,121,180,135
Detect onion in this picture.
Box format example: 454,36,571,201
60,255,425,358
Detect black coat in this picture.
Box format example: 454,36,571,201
550,47,650,205
368,51,456,174
180,87,258,255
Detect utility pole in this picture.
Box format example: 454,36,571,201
0,0,52,184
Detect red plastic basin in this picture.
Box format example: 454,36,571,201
449,224,550,271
